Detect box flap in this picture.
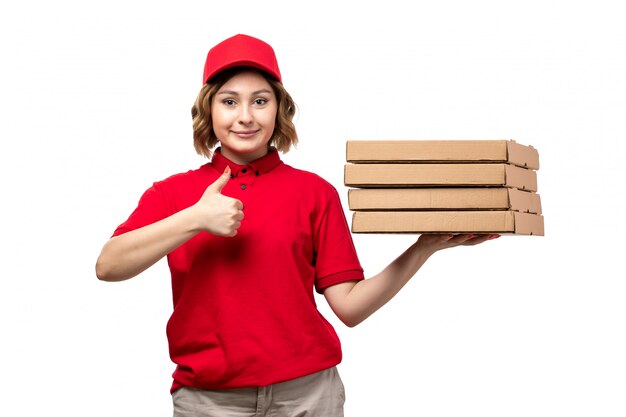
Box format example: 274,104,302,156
504,164,538,192
513,212,545,235
507,188,542,214
506,140,540,170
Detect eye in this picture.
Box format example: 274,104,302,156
254,98,268,105
222,99,236,106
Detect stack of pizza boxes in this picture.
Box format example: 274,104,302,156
344,140,544,235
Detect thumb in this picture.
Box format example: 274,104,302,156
207,166,231,194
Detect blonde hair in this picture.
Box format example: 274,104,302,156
191,67,298,159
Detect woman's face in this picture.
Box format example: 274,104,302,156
211,70,278,165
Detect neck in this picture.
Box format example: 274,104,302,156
219,146,270,165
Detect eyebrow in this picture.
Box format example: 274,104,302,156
216,89,273,96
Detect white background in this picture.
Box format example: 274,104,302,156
1,0,625,416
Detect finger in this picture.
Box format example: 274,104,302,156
463,234,492,245
207,166,231,193
446,234,473,243
423,233,456,242
439,234,480,247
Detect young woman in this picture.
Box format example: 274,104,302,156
96,33,498,417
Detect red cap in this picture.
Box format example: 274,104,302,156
202,34,282,85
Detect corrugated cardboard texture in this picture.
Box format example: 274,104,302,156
348,187,542,214
346,140,540,170
351,211,544,235
344,163,538,192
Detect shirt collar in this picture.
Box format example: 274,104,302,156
210,147,282,177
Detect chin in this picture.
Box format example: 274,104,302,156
235,145,264,154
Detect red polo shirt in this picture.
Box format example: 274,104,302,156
112,149,364,392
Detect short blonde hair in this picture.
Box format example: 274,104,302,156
191,67,298,159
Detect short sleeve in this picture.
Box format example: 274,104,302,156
112,182,171,237
313,185,364,293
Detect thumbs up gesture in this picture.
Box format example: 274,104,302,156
193,166,244,237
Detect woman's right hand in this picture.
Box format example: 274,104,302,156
192,166,244,237
96,167,244,281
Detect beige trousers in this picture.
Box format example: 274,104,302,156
172,367,345,417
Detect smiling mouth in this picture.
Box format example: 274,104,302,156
232,130,259,138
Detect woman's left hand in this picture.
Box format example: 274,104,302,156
416,233,500,256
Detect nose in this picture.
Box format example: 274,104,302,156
238,103,253,125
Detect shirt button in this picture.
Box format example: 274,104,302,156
240,184,247,190
242,168,247,174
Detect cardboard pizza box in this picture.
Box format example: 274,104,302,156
344,163,538,192
347,187,542,214
346,139,540,170
351,210,544,235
